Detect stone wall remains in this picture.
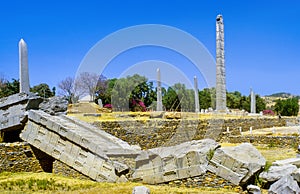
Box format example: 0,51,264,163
223,135,300,148
0,116,297,189
94,117,290,149
0,142,43,173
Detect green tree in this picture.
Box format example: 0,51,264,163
256,94,267,113
199,88,212,109
226,92,266,113
163,87,180,111
0,79,19,98
30,83,54,98
274,98,299,116
227,91,242,109
241,96,250,112
110,74,155,111
162,83,194,111
102,78,117,105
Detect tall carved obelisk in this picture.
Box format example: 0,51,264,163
216,14,226,112
19,39,30,93
250,88,256,113
156,68,163,111
194,76,200,113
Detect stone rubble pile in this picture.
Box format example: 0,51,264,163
38,96,68,115
208,143,266,186
132,139,220,184
259,157,300,193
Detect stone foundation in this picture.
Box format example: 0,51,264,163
165,171,242,191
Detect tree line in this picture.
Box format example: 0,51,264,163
1,73,298,116
58,72,268,113
0,77,55,98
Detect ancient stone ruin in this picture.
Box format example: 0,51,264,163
0,92,286,192
2,18,300,193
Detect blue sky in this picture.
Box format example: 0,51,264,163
0,1,299,96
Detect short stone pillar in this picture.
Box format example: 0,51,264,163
98,99,103,108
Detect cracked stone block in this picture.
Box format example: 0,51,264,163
208,143,266,186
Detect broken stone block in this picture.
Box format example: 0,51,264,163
39,96,68,115
132,139,219,184
272,158,300,168
132,186,150,194
113,161,129,176
247,184,261,194
259,164,297,183
116,175,128,183
291,168,300,182
20,110,144,182
208,143,266,186
0,93,42,134
268,174,300,194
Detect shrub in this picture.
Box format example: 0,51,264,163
263,110,275,116
104,104,113,109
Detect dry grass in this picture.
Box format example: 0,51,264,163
0,172,238,194
67,102,263,123
256,145,297,163
220,143,297,163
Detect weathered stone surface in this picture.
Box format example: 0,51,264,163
21,120,117,182
0,93,42,133
259,164,297,183
116,175,128,183
156,68,162,112
0,93,41,110
132,186,150,194
208,143,266,186
272,158,300,168
113,161,129,176
268,175,300,194
132,139,219,184
19,39,30,93
291,168,300,182
216,14,226,112
20,110,141,182
247,184,261,194
39,96,68,115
